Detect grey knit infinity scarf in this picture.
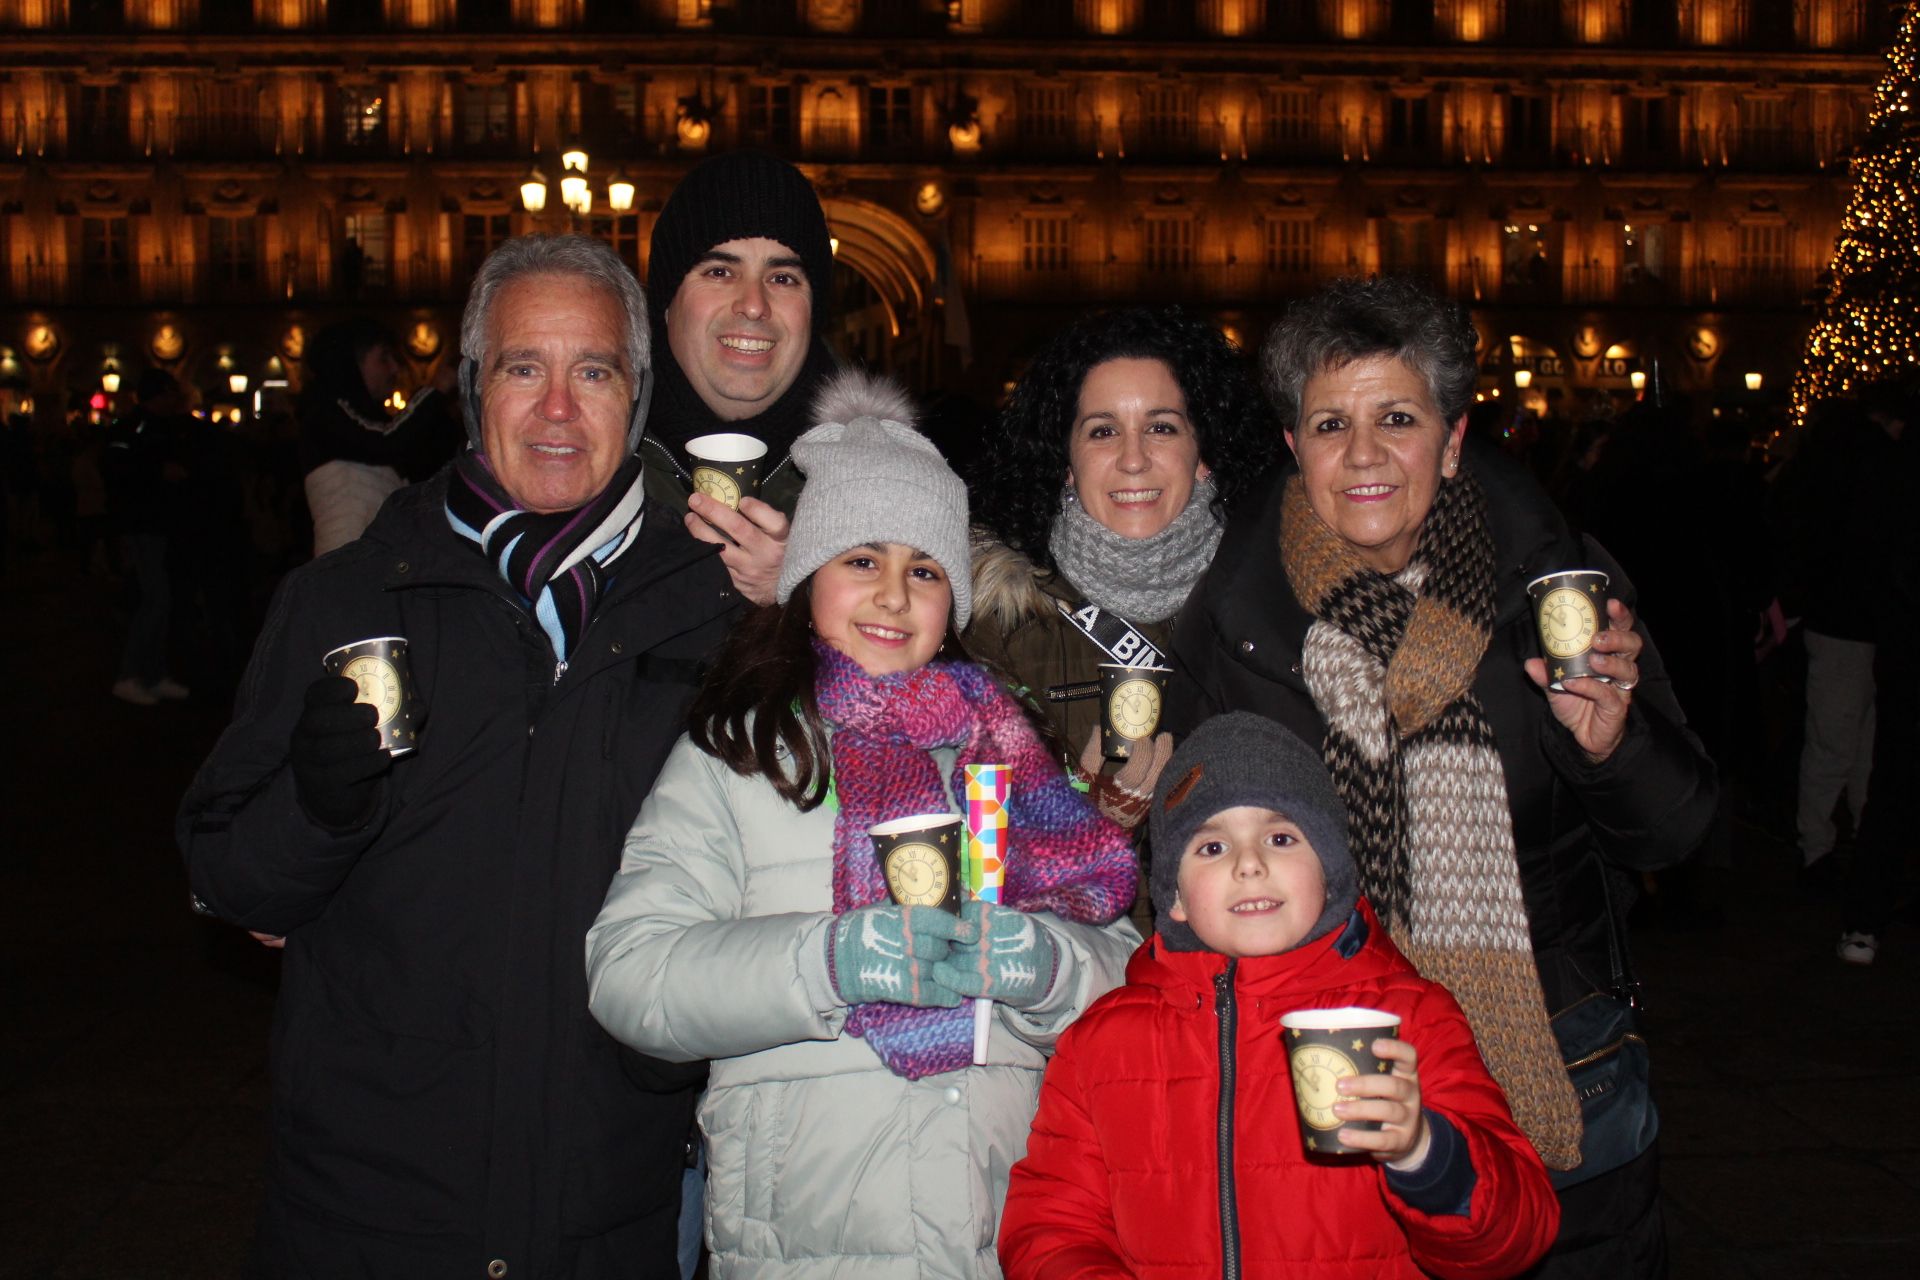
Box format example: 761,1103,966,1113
1047,475,1223,624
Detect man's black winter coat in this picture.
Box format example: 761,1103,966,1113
179,470,738,1278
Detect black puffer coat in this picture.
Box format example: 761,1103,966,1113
1167,439,1716,1274
179,470,739,1279
1168,439,1715,1013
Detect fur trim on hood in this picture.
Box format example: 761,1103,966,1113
969,530,1055,633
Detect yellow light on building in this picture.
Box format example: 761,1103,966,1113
1745,371,1764,391
608,172,636,213
229,373,249,395
1513,368,1533,388
1630,371,1647,391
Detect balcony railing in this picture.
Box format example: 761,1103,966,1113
1117,115,1227,164
971,257,1822,309
8,260,466,308
7,102,1861,177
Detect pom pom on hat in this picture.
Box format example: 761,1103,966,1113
776,371,973,627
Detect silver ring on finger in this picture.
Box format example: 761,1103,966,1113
1614,678,1637,693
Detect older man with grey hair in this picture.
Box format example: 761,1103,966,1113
179,235,736,1278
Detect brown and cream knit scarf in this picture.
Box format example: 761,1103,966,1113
1280,468,1585,1171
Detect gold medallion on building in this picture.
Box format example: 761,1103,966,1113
883,842,951,907
1107,677,1162,741
1536,586,1599,659
691,466,742,509
1289,1043,1358,1131
340,654,405,728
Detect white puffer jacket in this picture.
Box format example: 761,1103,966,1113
586,733,1140,1280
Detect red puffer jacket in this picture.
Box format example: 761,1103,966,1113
1000,901,1559,1279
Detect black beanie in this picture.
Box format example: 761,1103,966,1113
647,150,834,332
1148,712,1359,953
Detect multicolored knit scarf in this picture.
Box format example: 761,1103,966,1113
445,449,647,664
814,640,1137,1080
1280,468,1585,1171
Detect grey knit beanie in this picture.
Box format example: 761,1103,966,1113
775,371,973,627
1149,712,1358,952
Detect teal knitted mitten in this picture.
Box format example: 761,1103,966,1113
934,901,1060,1009
827,904,965,1008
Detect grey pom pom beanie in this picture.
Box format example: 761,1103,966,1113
1149,712,1358,953
775,371,973,627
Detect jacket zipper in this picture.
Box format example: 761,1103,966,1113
1215,963,1242,1280
642,436,693,485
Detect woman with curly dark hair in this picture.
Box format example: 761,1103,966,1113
967,306,1280,831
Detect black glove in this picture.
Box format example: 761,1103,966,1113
289,675,390,830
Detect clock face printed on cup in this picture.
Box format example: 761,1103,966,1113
691,466,743,509
884,842,951,907
340,655,404,727
1537,587,1599,659
1107,678,1162,741
1290,1043,1359,1131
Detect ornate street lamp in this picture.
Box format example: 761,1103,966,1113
520,166,549,214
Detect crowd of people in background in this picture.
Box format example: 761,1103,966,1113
4,147,1915,1280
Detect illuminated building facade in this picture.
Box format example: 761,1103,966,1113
0,0,1891,421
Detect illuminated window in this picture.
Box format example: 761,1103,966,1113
81,216,131,289
1387,96,1431,153
1019,85,1072,142
588,214,643,270
1269,88,1314,144
1139,84,1192,148
1738,96,1787,145
1021,214,1071,271
1380,218,1438,278
1143,215,1194,271
77,83,129,146
1621,96,1673,159
208,216,258,286
1265,216,1315,272
463,213,511,274
865,85,914,152
341,212,389,289
339,85,386,149
1737,223,1789,272
743,85,794,149
1620,221,1667,284
1504,93,1550,159
1502,222,1550,285
459,84,512,151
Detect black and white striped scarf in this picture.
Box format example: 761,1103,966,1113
445,450,647,666
1281,467,1585,1171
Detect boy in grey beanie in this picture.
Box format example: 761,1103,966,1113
1148,711,1359,953
999,712,1560,1274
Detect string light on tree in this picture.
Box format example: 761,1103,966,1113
1792,3,1920,425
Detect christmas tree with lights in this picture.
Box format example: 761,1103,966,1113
1792,3,1920,424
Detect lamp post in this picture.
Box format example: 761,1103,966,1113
520,148,636,231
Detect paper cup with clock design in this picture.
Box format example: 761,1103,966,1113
1280,1006,1401,1156
1098,663,1172,761
1526,570,1612,691
322,636,424,756
869,814,964,916
683,432,768,510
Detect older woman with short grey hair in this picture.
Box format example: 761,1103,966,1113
1168,276,1715,1278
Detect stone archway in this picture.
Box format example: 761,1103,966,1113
818,196,940,377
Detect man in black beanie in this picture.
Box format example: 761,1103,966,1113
643,150,842,605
